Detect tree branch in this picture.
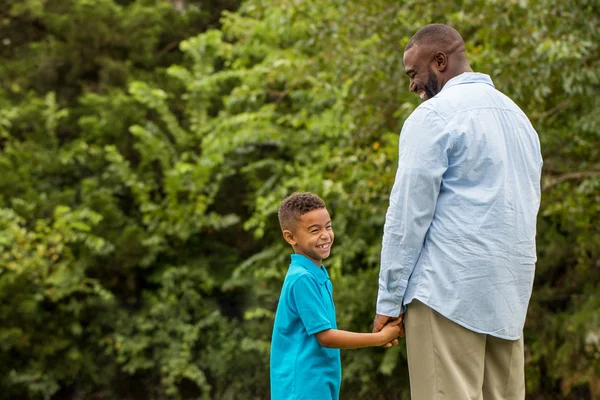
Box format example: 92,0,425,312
155,40,181,59
533,100,571,120
543,170,600,191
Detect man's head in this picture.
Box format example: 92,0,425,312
278,192,334,266
403,24,472,101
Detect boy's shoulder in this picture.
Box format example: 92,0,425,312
283,262,318,288
278,264,330,318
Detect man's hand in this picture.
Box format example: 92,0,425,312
373,313,404,348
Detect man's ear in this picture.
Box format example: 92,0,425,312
433,51,447,72
283,230,296,246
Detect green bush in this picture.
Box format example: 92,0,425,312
0,0,598,398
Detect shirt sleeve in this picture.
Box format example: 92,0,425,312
376,107,453,317
290,275,333,335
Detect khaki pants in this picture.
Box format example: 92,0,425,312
405,300,525,400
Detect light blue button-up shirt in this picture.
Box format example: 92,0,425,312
376,72,543,340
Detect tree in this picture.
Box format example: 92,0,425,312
1,0,598,398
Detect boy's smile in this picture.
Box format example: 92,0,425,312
284,208,334,266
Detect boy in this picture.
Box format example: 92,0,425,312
270,192,402,400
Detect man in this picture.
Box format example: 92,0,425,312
372,24,543,399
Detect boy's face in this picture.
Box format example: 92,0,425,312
283,208,334,266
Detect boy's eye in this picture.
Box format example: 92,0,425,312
326,226,332,230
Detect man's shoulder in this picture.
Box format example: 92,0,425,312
401,104,450,139
402,104,449,131
435,81,525,118
410,102,447,118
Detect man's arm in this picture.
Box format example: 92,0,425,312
375,108,452,322
316,320,402,349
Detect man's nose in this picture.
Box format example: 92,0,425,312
409,81,416,93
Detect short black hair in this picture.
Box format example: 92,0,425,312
405,23,465,54
278,192,326,232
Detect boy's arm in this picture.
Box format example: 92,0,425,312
315,320,402,349
289,276,401,349
315,330,388,349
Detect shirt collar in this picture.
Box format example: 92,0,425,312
441,72,495,93
290,254,330,284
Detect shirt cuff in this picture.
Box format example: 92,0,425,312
376,288,404,317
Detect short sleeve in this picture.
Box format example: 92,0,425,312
290,275,333,336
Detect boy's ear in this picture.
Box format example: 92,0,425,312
283,230,296,246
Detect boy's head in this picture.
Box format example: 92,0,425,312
278,192,334,265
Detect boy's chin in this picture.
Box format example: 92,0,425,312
320,250,332,259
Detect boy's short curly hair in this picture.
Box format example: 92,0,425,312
278,192,326,232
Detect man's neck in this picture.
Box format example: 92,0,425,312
441,65,474,90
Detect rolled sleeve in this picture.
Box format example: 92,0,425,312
291,276,333,335
376,107,453,316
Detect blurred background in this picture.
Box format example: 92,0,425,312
0,0,598,399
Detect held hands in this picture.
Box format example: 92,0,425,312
379,318,403,346
373,313,405,348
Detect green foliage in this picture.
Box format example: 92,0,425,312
0,0,598,398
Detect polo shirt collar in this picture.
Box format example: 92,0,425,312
290,254,329,284
441,72,495,93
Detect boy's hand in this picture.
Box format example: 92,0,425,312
379,318,402,345
373,313,404,348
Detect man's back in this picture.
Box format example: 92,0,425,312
401,72,543,339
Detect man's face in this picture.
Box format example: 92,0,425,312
403,45,441,102
285,208,334,266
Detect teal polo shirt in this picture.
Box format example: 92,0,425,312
270,254,341,400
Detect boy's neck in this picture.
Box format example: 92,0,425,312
294,251,322,267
